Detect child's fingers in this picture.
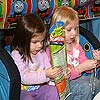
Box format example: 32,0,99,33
65,72,71,79
65,67,71,79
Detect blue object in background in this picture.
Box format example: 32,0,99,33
79,18,100,78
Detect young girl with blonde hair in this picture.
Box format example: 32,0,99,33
47,6,100,100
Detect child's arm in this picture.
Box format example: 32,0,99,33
11,50,50,85
75,59,97,73
69,45,97,80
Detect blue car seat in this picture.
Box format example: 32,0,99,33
0,30,21,100
79,26,100,79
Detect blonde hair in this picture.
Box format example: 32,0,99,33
51,6,79,47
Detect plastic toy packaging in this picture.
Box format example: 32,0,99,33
49,21,71,100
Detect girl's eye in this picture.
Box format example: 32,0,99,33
74,28,77,31
31,42,35,44
67,29,71,32
74,26,78,31
31,41,37,44
65,27,78,32
31,40,44,44
65,28,71,32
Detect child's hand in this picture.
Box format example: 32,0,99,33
45,67,62,79
65,67,71,79
92,50,100,61
77,59,97,73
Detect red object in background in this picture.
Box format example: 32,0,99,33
91,1,100,17
4,0,12,28
26,0,32,14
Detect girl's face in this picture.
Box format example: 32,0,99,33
64,19,78,44
30,34,45,55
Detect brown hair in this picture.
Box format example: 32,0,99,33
11,13,47,62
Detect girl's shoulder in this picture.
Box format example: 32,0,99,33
11,49,19,55
11,49,21,59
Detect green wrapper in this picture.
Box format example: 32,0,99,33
49,25,71,100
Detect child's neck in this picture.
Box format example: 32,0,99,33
67,42,77,51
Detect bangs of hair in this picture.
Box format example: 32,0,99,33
52,6,78,26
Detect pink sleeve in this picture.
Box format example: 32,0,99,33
70,45,87,80
78,44,87,63
11,50,50,85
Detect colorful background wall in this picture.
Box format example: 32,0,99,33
0,0,100,77
0,0,100,29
